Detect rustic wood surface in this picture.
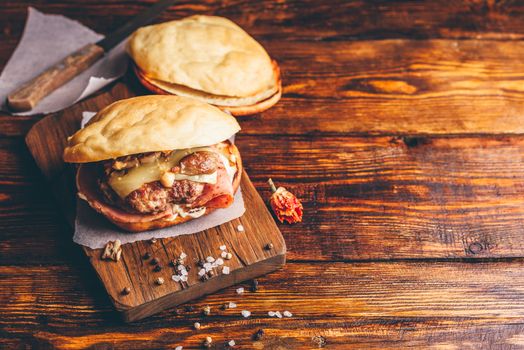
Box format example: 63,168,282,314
3,0,524,348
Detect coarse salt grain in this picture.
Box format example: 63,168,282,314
221,251,228,258
216,258,224,266
228,340,236,346
283,310,293,317
177,265,185,271
237,224,244,232
172,275,181,282
179,252,187,259
181,269,188,276
206,256,215,263
226,253,233,260
275,311,283,318
222,266,230,275
241,310,251,318
175,346,183,350
203,262,212,271
268,311,276,317
198,268,206,276
228,302,237,308
236,287,244,294
220,245,227,251
180,275,188,282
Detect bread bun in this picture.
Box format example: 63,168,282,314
63,95,240,163
127,15,281,115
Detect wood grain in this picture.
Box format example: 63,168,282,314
2,262,524,348
6,134,524,262
3,0,524,348
6,39,524,135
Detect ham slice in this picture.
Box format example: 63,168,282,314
191,162,235,208
76,161,236,224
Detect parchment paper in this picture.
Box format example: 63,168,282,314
73,112,246,249
0,7,128,115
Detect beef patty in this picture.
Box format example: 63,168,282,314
99,150,220,214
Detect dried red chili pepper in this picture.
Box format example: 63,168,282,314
268,178,303,224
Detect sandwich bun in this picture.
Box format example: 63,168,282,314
64,95,243,232
127,15,281,116
63,95,240,163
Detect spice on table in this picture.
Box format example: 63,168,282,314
222,266,230,275
202,305,211,316
175,346,183,350
268,178,303,224
193,322,201,330
121,286,131,295
185,305,194,312
226,252,233,260
143,252,151,260
155,277,164,285
150,257,159,265
237,224,244,232
101,239,122,261
236,287,244,295
253,328,264,340
250,279,259,292
227,340,236,347
265,243,274,251
153,265,162,272
312,335,327,348
241,310,251,318
149,237,157,244
283,310,293,317
203,336,212,348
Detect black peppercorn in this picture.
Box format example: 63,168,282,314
150,257,159,265
250,279,259,292
184,305,194,312
153,265,162,272
121,287,131,295
143,252,151,260
197,260,205,267
253,328,264,340
265,243,274,250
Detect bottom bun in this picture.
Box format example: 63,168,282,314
134,64,282,116
76,142,242,232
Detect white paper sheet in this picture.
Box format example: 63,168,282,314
0,7,128,115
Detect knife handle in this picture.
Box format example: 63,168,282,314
7,43,105,112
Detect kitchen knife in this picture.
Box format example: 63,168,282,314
7,0,175,112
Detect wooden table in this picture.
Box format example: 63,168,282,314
3,1,524,348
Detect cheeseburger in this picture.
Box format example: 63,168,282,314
63,95,242,232
127,15,281,116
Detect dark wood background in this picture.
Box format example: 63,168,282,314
3,0,524,348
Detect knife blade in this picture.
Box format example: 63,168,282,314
7,0,176,112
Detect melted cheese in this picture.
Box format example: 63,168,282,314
108,147,216,198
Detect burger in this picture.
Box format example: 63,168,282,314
63,95,242,232
127,15,281,116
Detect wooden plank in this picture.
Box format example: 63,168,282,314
4,0,524,51
7,134,524,262
2,262,524,348
5,39,524,136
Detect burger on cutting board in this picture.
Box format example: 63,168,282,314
63,95,242,232
127,15,281,116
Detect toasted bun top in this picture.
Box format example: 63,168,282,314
127,15,277,98
63,95,241,163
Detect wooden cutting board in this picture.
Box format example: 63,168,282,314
24,80,286,322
